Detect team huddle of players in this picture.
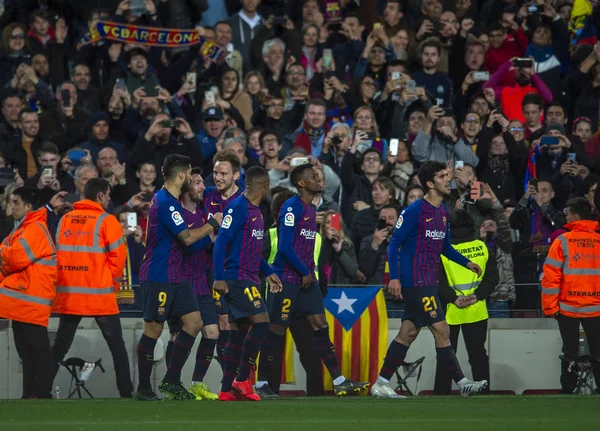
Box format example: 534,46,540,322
134,152,488,401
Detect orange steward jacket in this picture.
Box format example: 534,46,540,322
0,208,57,327
541,220,600,318
53,200,126,316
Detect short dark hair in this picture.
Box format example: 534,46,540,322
305,98,327,114
259,128,280,146
418,161,447,191
522,92,543,109
191,167,203,177
30,9,49,25
488,22,506,34
162,154,191,180
566,197,593,220
38,141,59,156
214,20,232,30
13,186,39,210
245,166,269,187
344,12,364,26
379,203,400,218
403,184,425,206
546,102,566,116
420,38,442,57
583,174,599,195
83,178,110,201
213,150,241,173
290,163,314,188
18,108,37,123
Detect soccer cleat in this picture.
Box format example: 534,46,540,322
370,381,405,399
189,382,218,400
255,384,279,399
232,378,261,401
158,382,195,400
218,391,238,401
350,380,371,392
459,379,488,398
135,388,163,401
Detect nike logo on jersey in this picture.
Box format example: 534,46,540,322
188,223,193,228
252,217,257,221
304,217,310,221
211,202,219,206
426,218,433,222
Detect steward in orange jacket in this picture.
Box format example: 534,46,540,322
0,187,56,398
51,178,134,397
541,198,600,393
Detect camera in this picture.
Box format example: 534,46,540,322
160,119,181,129
331,135,343,146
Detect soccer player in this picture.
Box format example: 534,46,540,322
256,163,369,398
171,167,220,400
203,151,244,364
371,161,488,398
213,166,283,401
135,154,223,401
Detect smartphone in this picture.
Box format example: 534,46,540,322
540,136,559,146
528,5,537,13
0,168,14,187
186,72,197,88
323,49,333,69
43,166,53,177
473,71,490,82
390,138,399,156
115,78,127,91
204,91,215,106
64,193,79,205
513,58,533,68
376,218,388,231
529,178,539,191
455,160,464,169
567,153,577,163
330,213,341,231
68,150,86,165
126,212,137,229
273,16,287,26
141,192,153,203
61,89,71,107
391,71,401,81
406,80,416,91
130,0,147,16
290,157,310,167
470,181,483,201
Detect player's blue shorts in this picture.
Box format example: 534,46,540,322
167,294,220,333
268,282,324,327
213,289,230,316
141,281,198,323
224,280,267,323
402,285,445,329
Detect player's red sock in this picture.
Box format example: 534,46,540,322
137,334,157,390
217,330,230,368
164,330,195,383
237,322,270,381
436,346,465,383
192,338,217,382
313,327,342,379
221,330,245,392
165,340,174,366
257,330,284,383
379,340,409,380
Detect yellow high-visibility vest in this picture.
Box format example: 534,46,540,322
268,227,321,280
441,239,489,325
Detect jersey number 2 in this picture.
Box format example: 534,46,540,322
422,296,437,312
244,286,261,301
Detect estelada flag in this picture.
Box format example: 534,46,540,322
322,287,388,391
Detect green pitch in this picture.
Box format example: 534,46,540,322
0,396,596,431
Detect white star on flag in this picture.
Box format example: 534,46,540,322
332,291,357,315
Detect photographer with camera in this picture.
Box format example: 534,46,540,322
448,163,490,230
129,113,202,182
412,105,479,167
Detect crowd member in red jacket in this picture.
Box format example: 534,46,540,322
484,22,529,87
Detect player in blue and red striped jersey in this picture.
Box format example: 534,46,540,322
163,167,221,400
371,161,488,399
136,155,223,402
213,166,283,401
257,163,369,398
202,151,244,364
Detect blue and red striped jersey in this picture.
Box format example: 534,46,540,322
202,186,243,220
213,195,273,284
388,198,470,287
272,195,317,284
139,188,188,283
181,205,211,296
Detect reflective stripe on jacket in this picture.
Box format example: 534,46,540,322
441,239,489,325
541,220,600,318
0,208,57,327
53,200,126,316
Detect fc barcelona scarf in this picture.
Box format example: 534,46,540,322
79,21,227,63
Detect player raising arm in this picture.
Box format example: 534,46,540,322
212,166,282,401
371,161,487,399
135,154,223,401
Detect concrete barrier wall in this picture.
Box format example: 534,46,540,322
0,318,567,398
